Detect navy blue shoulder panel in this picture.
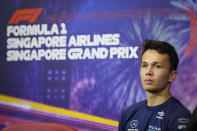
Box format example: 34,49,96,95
119,100,145,131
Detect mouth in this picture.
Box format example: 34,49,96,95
144,79,153,84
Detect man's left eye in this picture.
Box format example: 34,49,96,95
155,65,161,68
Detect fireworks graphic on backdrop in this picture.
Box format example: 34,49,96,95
10,0,197,120
1,0,197,124
170,0,197,112
69,6,195,120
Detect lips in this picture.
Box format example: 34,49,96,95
144,79,153,84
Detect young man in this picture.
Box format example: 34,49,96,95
119,40,191,131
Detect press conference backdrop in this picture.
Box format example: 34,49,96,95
0,0,197,130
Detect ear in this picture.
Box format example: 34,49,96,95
169,70,177,82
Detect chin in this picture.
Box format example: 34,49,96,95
145,87,165,94
143,86,154,91
146,89,159,93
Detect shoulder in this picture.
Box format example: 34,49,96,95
121,100,146,121
165,97,191,130
119,100,146,130
167,97,191,117
122,100,146,116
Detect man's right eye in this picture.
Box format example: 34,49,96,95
141,64,147,68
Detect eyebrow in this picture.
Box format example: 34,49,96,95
141,61,162,65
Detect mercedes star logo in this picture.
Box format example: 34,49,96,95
130,120,138,128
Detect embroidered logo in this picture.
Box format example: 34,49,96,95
130,120,138,128
178,124,187,129
149,125,161,131
156,111,164,119
178,118,189,124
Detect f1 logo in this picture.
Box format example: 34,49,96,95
8,8,42,24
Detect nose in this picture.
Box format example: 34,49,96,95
145,66,153,76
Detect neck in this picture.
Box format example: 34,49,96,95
146,86,172,106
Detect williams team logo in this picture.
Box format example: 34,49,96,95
156,111,165,120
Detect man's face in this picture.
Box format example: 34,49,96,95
140,49,176,93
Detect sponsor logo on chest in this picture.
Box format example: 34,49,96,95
127,120,139,131
156,111,164,119
148,125,161,131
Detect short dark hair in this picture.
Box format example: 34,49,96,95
141,39,179,71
